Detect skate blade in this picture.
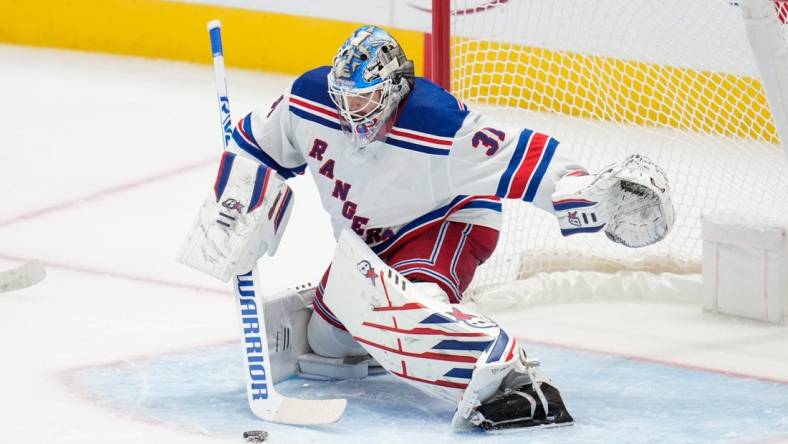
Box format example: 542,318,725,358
482,419,574,434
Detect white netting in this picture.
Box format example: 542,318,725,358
449,0,788,295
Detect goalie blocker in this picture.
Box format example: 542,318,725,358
179,151,294,281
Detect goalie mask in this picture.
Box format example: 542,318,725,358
328,25,415,149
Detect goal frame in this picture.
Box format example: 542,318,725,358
427,0,788,299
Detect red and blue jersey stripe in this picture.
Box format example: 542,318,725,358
384,126,453,156
370,196,501,257
288,94,343,131
496,129,559,201
232,114,306,179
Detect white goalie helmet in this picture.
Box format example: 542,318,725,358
327,25,415,149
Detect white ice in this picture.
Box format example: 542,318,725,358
1,44,787,444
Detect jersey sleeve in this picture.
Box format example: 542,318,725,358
228,92,307,179
442,111,585,213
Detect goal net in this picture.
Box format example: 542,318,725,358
434,0,788,299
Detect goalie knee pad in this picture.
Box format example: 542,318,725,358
307,310,368,359
551,154,675,248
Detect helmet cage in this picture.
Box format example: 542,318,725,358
328,73,397,147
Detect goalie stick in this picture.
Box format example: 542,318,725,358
0,260,46,293
206,20,346,425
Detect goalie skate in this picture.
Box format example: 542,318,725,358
471,379,574,431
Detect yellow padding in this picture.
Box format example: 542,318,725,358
453,40,777,143
0,0,424,76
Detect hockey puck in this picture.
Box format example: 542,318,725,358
243,430,267,442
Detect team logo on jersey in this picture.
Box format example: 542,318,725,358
357,260,377,286
448,307,498,329
222,198,245,212
567,211,581,227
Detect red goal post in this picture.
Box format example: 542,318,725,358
428,0,788,299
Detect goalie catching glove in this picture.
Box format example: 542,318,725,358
178,152,294,281
551,154,675,248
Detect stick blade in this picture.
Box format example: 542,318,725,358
252,396,347,425
0,260,46,293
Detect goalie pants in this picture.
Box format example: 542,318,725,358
313,221,499,331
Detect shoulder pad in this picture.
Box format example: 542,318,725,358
394,78,470,138
290,66,334,109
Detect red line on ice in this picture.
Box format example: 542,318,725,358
0,158,215,227
520,336,788,385
0,253,229,296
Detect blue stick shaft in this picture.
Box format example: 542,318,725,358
206,19,279,418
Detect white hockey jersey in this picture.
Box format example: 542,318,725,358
229,67,580,257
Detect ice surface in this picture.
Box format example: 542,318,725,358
67,342,788,444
